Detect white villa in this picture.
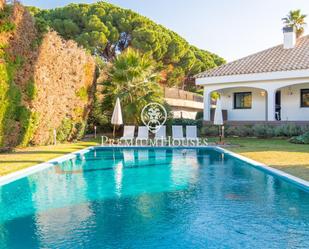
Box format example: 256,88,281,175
196,27,309,123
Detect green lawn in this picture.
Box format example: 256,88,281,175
0,140,99,176
220,137,309,181
0,137,308,181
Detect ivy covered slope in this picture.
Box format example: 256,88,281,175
30,1,225,87
0,3,96,149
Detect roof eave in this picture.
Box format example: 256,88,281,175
196,69,309,85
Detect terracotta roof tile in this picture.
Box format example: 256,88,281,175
195,35,309,78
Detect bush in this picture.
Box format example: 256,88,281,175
56,118,73,142
290,131,309,144
25,80,37,100
201,125,219,136
225,125,253,137
75,122,86,140
195,111,203,120
273,124,300,137
0,22,15,33
0,5,15,33
252,124,275,138
169,118,202,128
199,123,306,138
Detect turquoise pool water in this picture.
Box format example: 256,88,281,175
0,147,308,249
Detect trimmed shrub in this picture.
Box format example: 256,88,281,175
253,124,277,138
274,124,301,137
290,131,309,144
198,123,307,138
225,125,253,137
169,118,203,128
201,125,219,136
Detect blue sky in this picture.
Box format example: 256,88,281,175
21,0,309,62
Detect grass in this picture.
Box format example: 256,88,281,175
0,139,99,176
0,136,308,181
219,137,309,181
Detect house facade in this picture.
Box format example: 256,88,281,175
195,27,309,123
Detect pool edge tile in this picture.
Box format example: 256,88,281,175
216,146,309,192
0,146,95,187
1,145,308,193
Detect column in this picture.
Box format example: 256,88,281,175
203,87,212,121
267,89,276,121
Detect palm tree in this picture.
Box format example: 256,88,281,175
282,9,307,38
102,48,163,124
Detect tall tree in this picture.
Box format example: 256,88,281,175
30,2,225,88
101,48,163,124
282,9,307,38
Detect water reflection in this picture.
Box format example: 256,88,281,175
114,161,123,197
0,148,308,248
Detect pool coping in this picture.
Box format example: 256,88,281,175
0,146,95,187
215,146,309,192
0,145,308,192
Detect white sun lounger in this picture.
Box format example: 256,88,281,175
186,125,199,144
154,125,167,145
136,126,149,145
172,125,186,144
120,126,135,144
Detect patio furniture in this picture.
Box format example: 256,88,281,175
120,126,135,144
136,126,149,145
154,125,167,145
172,125,186,144
186,125,199,144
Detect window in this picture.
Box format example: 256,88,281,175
234,92,252,109
301,89,309,107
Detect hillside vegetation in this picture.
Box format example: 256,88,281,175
0,3,95,149
0,1,224,149
29,1,224,87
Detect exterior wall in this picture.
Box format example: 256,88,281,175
170,106,200,119
164,98,203,110
200,77,309,121
280,83,309,121
220,87,266,121
164,97,203,120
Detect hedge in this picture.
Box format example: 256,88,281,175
173,121,309,138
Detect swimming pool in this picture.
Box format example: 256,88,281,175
0,147,308,249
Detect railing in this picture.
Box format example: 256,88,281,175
164,87,203,102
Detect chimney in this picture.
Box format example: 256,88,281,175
283,26,296,49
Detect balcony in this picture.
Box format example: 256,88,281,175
163,87,203,119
